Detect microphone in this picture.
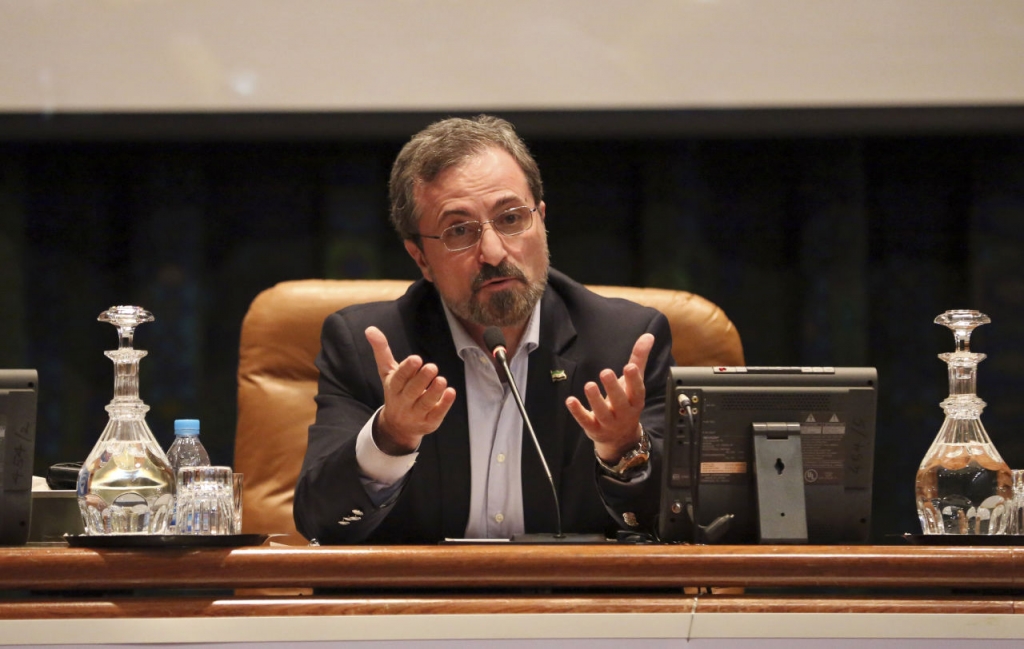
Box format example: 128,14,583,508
483,326,565,540
483,326,510,365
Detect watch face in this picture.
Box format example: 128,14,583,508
620,451,650,472
596,427,651,477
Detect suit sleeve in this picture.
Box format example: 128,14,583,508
592,309,673,535
293,311,400,544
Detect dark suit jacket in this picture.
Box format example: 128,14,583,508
293,268,674,544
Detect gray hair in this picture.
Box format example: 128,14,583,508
388,115,544,242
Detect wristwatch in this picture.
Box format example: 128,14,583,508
596,424,651,481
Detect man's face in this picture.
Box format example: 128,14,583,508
404,147,549,331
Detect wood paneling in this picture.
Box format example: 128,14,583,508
1,544,1021,593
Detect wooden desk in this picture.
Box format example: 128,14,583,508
2,544,1023,645
2,543,1023,614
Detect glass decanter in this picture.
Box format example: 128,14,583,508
77,306,175,535
915,310,1012,535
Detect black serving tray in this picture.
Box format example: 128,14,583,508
900,533,1024,546
64,533,269,548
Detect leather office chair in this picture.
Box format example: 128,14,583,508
235,279,744,544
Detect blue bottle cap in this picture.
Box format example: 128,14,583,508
174,419,201,437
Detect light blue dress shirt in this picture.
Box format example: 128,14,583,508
354,301,542,539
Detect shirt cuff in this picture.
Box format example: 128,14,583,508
355,407,419,486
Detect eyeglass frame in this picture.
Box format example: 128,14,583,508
414,206,539,252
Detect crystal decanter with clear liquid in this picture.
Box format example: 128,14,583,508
77,306,175,534
915,310,1012,535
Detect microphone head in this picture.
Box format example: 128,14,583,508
483,326,507,357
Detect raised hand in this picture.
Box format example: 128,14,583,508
365,326,457,455
565,333,654,462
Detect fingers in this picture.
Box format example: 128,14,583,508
628,333,655,379
365,326,398,380
582,370,642,426
427,385,458,422
394,368,456,427
565,395,595,429
366,326,455,448
618,362,646,406
566,333,655,448
400,361,444,407
617,333,653,405
575,333,655,413
367,325,442,401
588,373,618,419
591,356,647,418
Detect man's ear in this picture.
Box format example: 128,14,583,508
404,239,434,282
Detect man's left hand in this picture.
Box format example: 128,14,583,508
565,333,654,463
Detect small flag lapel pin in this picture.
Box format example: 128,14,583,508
551,369,567,382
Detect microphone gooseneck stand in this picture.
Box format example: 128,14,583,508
483,327,606,544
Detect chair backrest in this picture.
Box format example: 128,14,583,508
235,279,744,544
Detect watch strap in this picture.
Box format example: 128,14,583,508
595,424,651,480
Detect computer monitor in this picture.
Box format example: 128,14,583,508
658,366,877,545
0,369,38,546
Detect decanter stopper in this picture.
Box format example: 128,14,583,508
77,306,176,535
915,310,1012,535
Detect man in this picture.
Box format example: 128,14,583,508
294,115,674,544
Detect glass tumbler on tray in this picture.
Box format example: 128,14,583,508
915,310,1012,535
77,306,175,535
176,466,235,535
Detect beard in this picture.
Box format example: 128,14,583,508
449,259,548,328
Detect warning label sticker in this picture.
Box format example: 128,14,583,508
801,414,844,485
694,411,848,486
701,461,747,475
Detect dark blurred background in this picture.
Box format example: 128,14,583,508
1,111,1023,542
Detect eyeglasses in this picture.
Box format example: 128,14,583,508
417,206,537,252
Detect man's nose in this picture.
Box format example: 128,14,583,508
476,223,507,265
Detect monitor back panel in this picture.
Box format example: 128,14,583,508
0,369,38,546
659,367,877,544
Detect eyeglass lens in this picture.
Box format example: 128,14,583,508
441,207,533,251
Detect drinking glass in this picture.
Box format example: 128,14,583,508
176,466,235,535
1009,470,1024,535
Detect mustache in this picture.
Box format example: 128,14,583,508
471,262,527,293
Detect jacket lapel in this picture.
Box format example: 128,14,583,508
404,284,472,539
521,288,579,534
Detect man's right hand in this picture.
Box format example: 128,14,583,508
365,326,456,455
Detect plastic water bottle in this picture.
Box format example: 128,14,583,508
167,419,211,469
167,419,210,532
